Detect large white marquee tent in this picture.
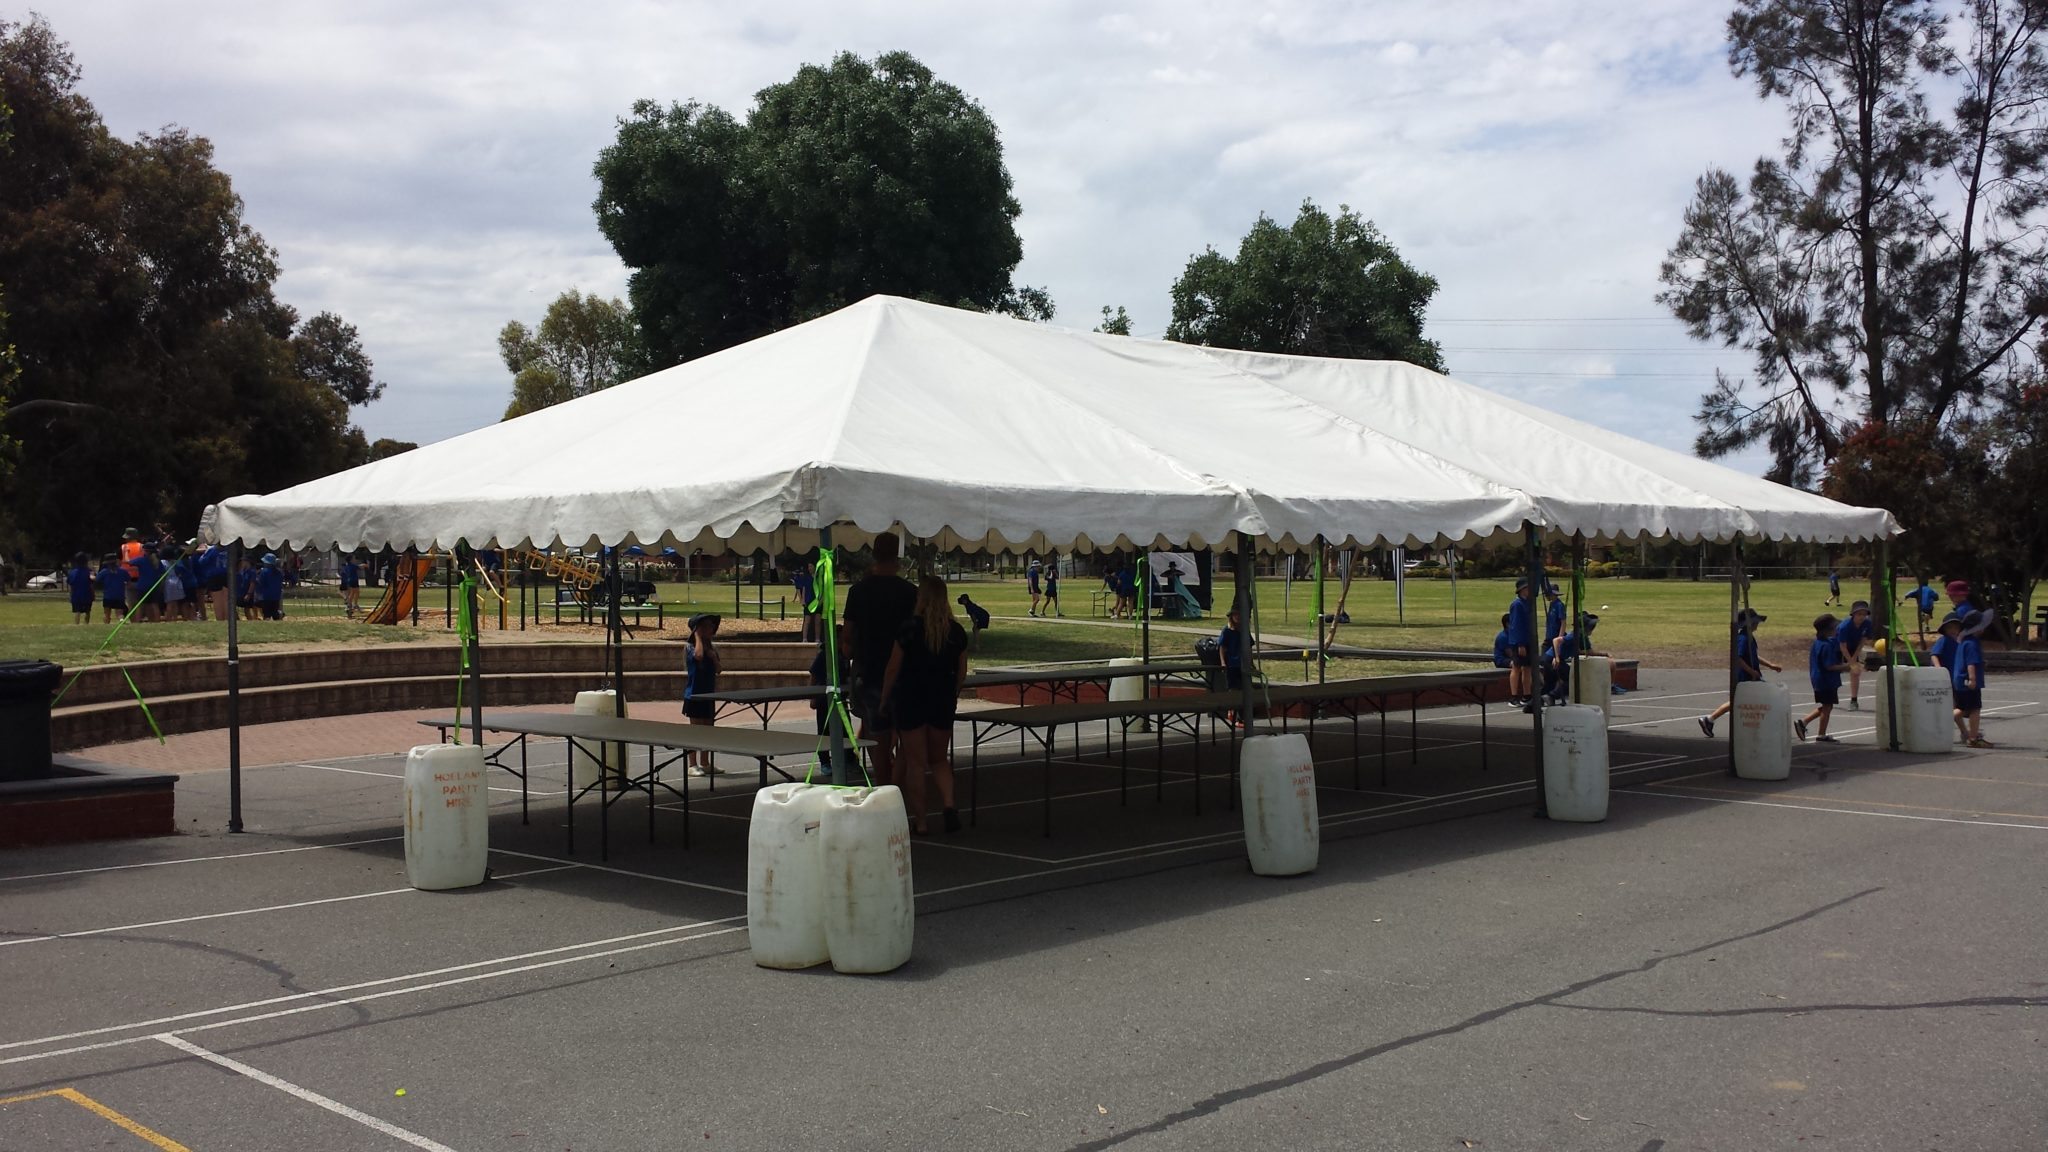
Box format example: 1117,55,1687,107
202,295,1898,555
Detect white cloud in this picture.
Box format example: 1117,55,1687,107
38,0,1786,472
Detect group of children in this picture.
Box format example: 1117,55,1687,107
1698,588,1993,749
1493,577,1601,710
1025,556,1061,617
65,532,290,626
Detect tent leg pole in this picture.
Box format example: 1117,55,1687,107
610,550,626,725
227,542,243,833
1314,536,1326,685
1525,522,1546,817
466,551,483,749
1570,533,1585,704
1883,539,1900,752
1236,531,1255,736
1728,538,1743,776
822,528,850,787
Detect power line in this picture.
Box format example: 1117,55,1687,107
1443,346,1737,355
1453,370,1724,379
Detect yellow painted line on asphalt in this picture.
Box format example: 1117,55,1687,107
0,1087,193,1151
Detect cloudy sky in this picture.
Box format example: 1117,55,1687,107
38,0,1779,469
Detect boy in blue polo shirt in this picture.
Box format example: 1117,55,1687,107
1948,612,1990,748
1543,584,1565,652
1506,578,1536,707
1903,578,1938,638
339,554,362,618
1544,613,1598,705
1492,612,1512,670
256,553,285,620
96,554,129,623
1700,609,1781,736
1795,614,1847,742
66,552,93,624
1834,601,1873,710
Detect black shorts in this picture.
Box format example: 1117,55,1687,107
1813,685,1839,707
1513,649,1535,668
205,575,228,593
682,697,715,721
892,695,957,732
1952,687,1983,713
70,595,91,613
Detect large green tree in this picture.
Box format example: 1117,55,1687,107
1659,0,2048,491
1166,199,1444,369
499,289,636,419
0,16,379,556
593,50,1048,368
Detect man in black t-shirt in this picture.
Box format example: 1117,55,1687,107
840,531,917,786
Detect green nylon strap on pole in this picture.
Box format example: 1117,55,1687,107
1884,566,1920,667
451,572,477,744
52,559,180,742
805,548,867,787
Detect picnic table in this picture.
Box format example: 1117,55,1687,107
962,660,1210,704
422,711,863,859
692,684,831,729
963,669,1505,836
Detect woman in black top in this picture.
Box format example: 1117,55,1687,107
881,576,970,834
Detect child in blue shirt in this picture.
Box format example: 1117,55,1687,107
1795,614,1847,742
339,556,362,618
1544,613,1598,704
956,593,991,647
67,552,94,623
96,555,129,623
1700,609,1781,736
1506,578,1536,706
1492,612,1512,670
256,553,285,620
1947,612,1989,747
1903,578,1938,637
1833,601,1873,711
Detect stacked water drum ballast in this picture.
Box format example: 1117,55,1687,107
748,783,914,974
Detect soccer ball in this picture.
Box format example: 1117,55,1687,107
1872,638,1887,658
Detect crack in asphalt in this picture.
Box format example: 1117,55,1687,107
1064,887,1884,1152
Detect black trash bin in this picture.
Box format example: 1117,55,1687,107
0,659,63,781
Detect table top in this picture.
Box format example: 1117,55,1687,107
967,670,1501,729
421,711,859,757
963,661,1208,689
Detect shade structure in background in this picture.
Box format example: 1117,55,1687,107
201,295,1896,557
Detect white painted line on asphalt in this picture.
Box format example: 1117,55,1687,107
1617,787,2048,831
485,848,747,896
0,916,745,1059
0,866,577,950
155,1034,462,1152
0,837,405,884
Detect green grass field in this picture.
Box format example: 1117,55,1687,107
0,571,1913,672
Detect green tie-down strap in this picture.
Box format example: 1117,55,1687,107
451,573,477,743
51,560,179,742
1884,568,1919,667
806,549,867,786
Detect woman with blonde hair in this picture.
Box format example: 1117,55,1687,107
880,576,970,834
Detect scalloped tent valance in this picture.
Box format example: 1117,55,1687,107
201,295,1898,555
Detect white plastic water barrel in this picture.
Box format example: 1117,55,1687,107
570,690,625,789
403,743,489,890
1732,681,1792,781
1238,733,1319,876
1571,656,1613,723
820,786,914,974
1874,666,1955,754
1107,657,1147,731
747,783,832,969
1542,704,1609,822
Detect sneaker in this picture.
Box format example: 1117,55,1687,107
943,807,961,834
1697,716,1715,738
1793,718,1809,741
1849,698,1860,711
687,763,723,778
1967,737,1994,749
1814,734,1838,743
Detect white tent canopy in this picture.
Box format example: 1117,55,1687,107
202,296,1897,554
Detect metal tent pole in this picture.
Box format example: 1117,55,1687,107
1728,537,1743,775
1236,532,1256,731
1569,533,1585,703
227,541,243,833
1140,552,1151,681
1524,522,1546,816
822,528,850,785
1314,535,1326,685
610,549,626,717
463,547,483,748
1882,538,1900,752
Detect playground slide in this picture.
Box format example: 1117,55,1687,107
1162,580,1204,619
364,558,435,625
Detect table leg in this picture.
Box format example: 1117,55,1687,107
1479,690,1489,772
1193,712,1203,816
564,736,575,856
1154,714,1165,803
1042,726,1054,838
1119,719,1128,806
970,723,981,827
520,734,529,825
1410,696,1418,765
1379,708,1389,790
599,738,610,863
1228,720,1238,812
647,745,656,846
1352,708,1361,791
